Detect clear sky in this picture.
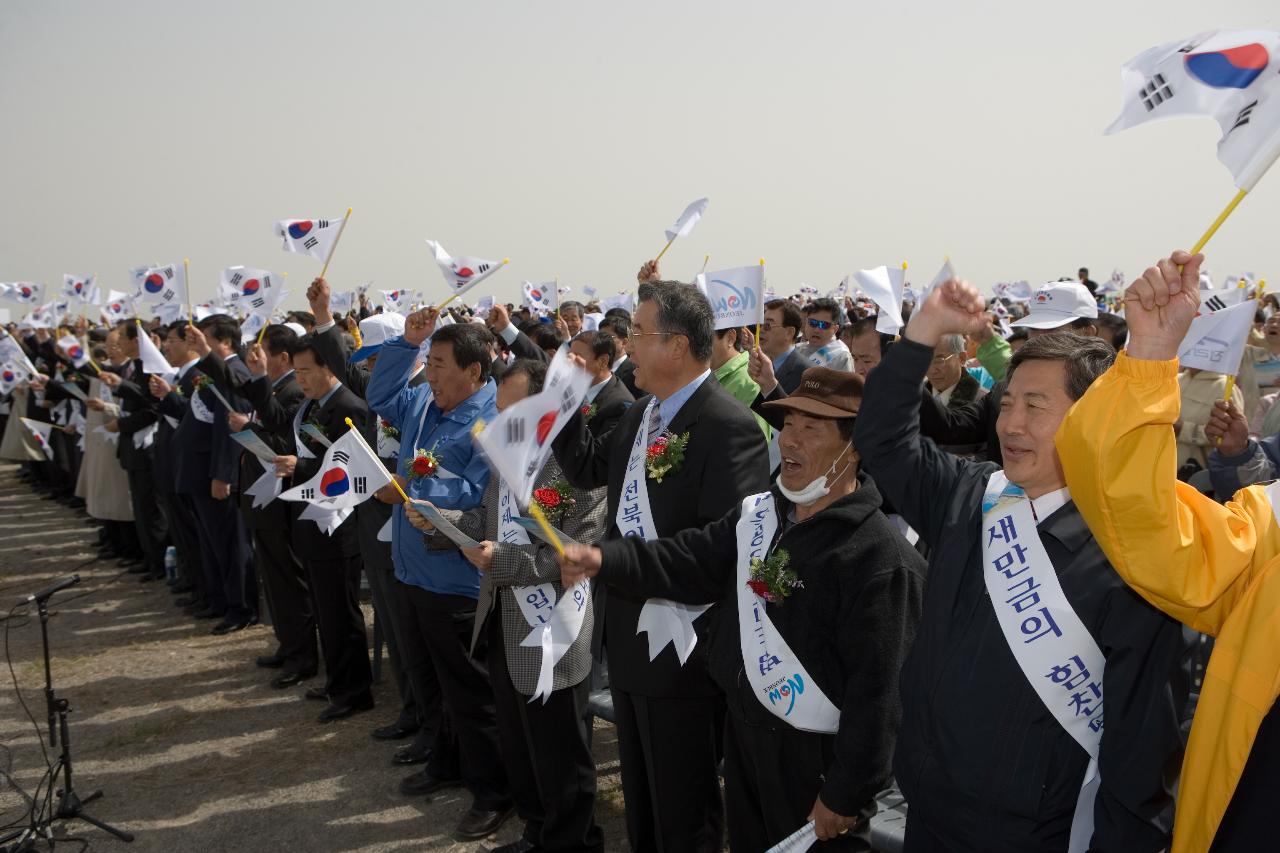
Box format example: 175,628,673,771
2,0,1278,312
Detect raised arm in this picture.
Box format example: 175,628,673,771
1058,251,1280,635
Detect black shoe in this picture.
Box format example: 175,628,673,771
271,670,316,689
486,840,539,853
125,562,149,574
317,696,374,724
210,618,250,636
392,744,431,766
256,653,286,669
371,721,419,741
399,769,464,797
304,687,328,702
456,805,515,840
193,607,225,620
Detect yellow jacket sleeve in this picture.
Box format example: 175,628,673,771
1056,352,1280,636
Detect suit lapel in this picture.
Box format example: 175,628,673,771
664,374,714,437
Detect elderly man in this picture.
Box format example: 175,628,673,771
367,311,512,840
560,367,924,851
569,329,633,438
558,300,585,338
1057,251,1280,853
856,279,1187,852
797,298,854,372
553,263,769,852
925,333,982,409
410,358,608,853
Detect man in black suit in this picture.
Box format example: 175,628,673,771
305,278,446,761
102,323,168,580
199,323,318,687
486,303,550,364
600,315,640,398
273,336,375,724
761,299,809,394
553,266,770,852
569,329,634,437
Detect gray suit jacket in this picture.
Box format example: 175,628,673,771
446,457,607,696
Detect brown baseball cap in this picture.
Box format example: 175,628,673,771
761,367,862,419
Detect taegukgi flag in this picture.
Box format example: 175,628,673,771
473,344,592,503
19,417,54,460
1178,297,1256,373
5,282,44,305
220,266,285,317
522,281,556,314
137,263,187,306
280,428,394,512
425,239,507,298
1107,29,1280,190
56,335,90,370
695,264,766,331
274,216,344,261
63,274,95,301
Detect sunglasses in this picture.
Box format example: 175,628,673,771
806,318,835,331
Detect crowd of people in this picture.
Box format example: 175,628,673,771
0,251,1275,853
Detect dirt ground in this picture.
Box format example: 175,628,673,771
0,464,629,852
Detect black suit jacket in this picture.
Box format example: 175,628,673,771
113,360,158,472
233,370,306,529
613,357,640,398
505,326,550,364
773,348,809,395
150,365,202,494
585,374,634,438
206,354,255,489
553,374,770,697
289,384,369,559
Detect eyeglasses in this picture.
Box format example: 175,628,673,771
806,318,835,331
761,322,776,332
929,354,959,366
627,330,673,342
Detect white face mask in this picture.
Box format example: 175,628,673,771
776,441,853,507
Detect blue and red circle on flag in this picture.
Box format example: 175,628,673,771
68,345,84,360
242,279,260,296
144,273,165,294
288,221,313,240
455,266,475,279
1185,43,1269,89
529,289,543,301
20,286,33,299
2,370,14,383
320,468,350,497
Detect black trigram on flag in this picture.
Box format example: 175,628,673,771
333,450,350,465
304,237,319,250
1141,74,1174,112
476,263,490,274
162,267,174,280
506,419,526,444
250,297,265,309
301,487,315,500
316,220,331,229
354,477,367,494
1229,101,1257,135
228,272,244,286
1204,294,1229,312
161,290,175,302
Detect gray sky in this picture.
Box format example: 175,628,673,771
3,0,1279,312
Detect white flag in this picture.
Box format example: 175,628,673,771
994,280,1034,302
1106,30,1280,191
62,274,95,302
279,428,394,515
695,264,766,331
222,267,286,318
582,285,598,298
853,265,907,335
138,263,187,307
522,281,556,314
664,197,710,243
1098,270,1125,295
56,335,90,369
0,361,31,395
1178,298,1256,373
274,216,344,261
5,282,44,305
1201,288,1250,313
19,418,54,460
0,332,38,376
329,291,355,314
135,321,177,379
381,289,414,316
425,239,507,298
600,293,635,314
922,259,956,301
473,345,592,503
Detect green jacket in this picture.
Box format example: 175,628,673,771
714,350,772,441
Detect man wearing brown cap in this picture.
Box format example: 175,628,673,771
559,366,926,851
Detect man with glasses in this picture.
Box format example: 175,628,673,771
553,262,770,852
761,299,808,394
925,334,983,410
798,298,855,373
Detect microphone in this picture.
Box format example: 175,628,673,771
23,575,81,605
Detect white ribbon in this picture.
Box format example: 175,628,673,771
765,821,816,853
617,397,709,665
735,492,840,733
246,468,282,509
299,500,353,535
981,471,1103,853
292,402,316,459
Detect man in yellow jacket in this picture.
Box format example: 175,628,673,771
1058,249,1280,853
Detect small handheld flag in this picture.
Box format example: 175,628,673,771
655,197,709,262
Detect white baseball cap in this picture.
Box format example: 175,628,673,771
1011,283,1099,330
349,313,406,363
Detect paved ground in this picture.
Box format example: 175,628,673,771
0,464,628,852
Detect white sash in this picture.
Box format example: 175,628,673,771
617,397,709,665
981,471,1103,853
735,492,840,733
376,416,401,459
191,389,214,424
292,401,315,459
498,477,590,703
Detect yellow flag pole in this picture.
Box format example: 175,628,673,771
755,258,765,351
318,207,354,282
699,254,710,277
654,235,676,263
1192,189,1249,256
437,259,510,312
527,501,566,557
344,416,411,504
